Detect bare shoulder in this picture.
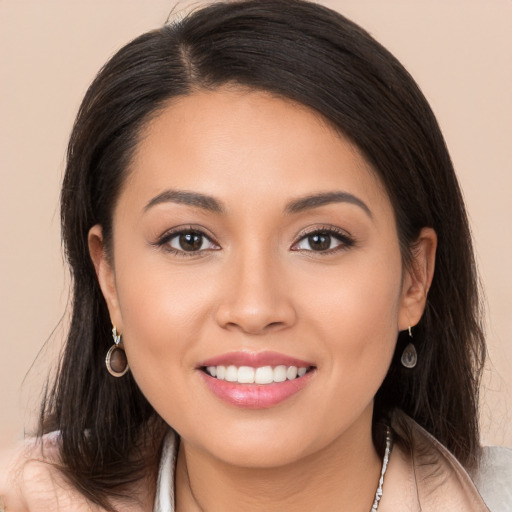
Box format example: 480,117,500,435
0,433,104,512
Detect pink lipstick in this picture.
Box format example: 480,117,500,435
197,351,316,409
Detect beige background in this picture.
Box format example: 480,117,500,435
1,0,511,450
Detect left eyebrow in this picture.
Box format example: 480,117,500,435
143,189,225,214
284,191,373,219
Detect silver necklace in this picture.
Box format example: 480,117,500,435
370,426,393,512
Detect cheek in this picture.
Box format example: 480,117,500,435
298,251,402,385
111,249,215,395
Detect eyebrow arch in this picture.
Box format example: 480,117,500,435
144,189,225,214
285,191,373,218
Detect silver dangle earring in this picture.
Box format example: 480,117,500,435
400,325,417,369
105,326,129,377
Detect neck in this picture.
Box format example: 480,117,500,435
175,407,381,512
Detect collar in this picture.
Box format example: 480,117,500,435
153,429,178,512
380,410,490,512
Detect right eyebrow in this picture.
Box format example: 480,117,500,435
143,189,225,214
284,191,373,219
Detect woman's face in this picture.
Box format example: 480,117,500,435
91,88,432,468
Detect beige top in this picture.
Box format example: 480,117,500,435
381,411,512,511
1,413,511,511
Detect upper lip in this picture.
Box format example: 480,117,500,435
198,351,315,369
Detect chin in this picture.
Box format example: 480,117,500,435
179,411,345,469
208,435,314,469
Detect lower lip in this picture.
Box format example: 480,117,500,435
199,370,315,409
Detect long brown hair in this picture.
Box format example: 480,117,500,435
41,0,485,508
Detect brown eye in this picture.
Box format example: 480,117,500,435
167,231,216,252
306,233,331,251
179,233,203,251
293,229,354,253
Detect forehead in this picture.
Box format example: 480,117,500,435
122,87,390,216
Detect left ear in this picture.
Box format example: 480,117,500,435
398,227,437,331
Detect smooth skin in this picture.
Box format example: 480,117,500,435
89,88,436,511
0,87,436,511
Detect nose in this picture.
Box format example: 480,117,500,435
214,250,297,335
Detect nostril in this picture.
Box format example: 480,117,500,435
265,321,286,330
214,293,297,334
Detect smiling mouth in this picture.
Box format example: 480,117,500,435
201,365,315,385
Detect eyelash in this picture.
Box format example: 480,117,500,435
153,225,355,257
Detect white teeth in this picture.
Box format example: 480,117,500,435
237,366,255,383
225,365,238,382
273,365,287,383
286,366,298,380
216,365,226,380
255,366,274,384
205,365,310,384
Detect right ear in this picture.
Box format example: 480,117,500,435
88,225,123,331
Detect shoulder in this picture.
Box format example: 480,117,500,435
0,433,104,512
399,412,512,511
472,445,512,512
390,410,492,511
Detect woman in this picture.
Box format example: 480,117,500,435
1,0,511,510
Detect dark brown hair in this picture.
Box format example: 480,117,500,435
40,0,485,508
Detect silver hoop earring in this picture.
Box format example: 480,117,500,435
401,325,417,369
105,326,129,377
